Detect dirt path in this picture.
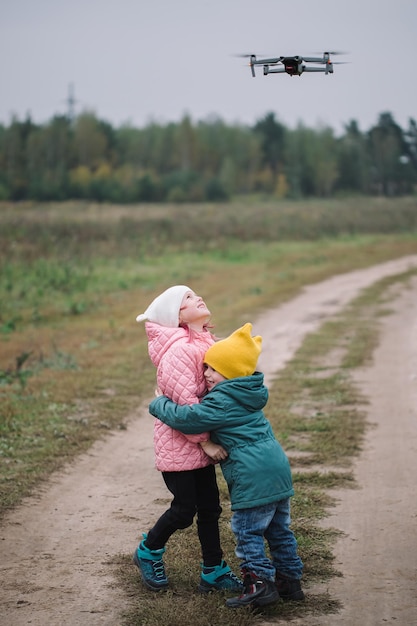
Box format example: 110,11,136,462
283,273,417,626
1,256,417,626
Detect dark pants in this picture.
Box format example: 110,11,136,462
145,465,223,566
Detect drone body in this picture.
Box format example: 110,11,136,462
247,51,338,77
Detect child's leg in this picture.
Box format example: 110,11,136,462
145,470,199,549
264,497,303,580
231,504,277,580
195,465,222,565
226,505,279,608
195,465,242,593
264,498,304,600
134,470,199,591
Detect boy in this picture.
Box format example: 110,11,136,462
149,323,304,608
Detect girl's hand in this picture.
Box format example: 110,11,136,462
200,440,228,462
155,387,163,397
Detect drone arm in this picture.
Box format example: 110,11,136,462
303,66,333,73
252,57,282,66
302,56,325,63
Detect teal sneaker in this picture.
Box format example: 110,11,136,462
133,533,168,592
198,560,243,593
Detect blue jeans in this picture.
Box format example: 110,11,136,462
231,499,303,581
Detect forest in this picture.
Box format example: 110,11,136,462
0,110,416,203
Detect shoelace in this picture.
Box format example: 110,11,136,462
152,559,166,580
229,572,241,583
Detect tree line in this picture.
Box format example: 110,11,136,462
0,110,416,203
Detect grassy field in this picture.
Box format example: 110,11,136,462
1,197,417,623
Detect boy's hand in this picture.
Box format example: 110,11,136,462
200,440,228,462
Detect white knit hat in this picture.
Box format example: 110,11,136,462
136,285,191,327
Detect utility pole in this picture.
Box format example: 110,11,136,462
66,83,77,124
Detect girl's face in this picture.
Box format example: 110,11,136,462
179,291,211,329
204,364,226,391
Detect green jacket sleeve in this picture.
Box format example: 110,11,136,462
149,395,219,433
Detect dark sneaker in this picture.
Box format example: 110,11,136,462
275,573,305,601
132,534,168,592
198,560,243,593
226,571,280,608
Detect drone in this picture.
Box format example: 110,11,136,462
242,51,343,77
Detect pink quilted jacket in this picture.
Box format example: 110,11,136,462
145,321,215,471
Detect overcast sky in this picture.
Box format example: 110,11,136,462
1,0,416,135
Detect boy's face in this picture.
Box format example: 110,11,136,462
204,364,226,391
179,291,211,326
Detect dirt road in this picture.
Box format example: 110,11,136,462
1,256,417,626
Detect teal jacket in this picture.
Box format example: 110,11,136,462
149,371,294,511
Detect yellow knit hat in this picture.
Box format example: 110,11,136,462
204,323,262,379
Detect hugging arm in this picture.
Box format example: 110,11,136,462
159,347,212,445
149,395,220,434
151,393,228,460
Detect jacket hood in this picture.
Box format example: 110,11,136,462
216,371,268,412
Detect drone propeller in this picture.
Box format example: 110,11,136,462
232,53,268,58
313,50,349,56
233,53,263,77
